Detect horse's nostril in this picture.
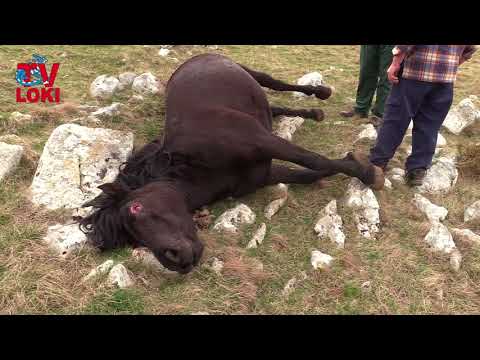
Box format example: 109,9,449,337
164,249,180,263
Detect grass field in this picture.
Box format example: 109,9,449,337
0,45,479,314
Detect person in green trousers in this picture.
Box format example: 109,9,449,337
340,45,394,122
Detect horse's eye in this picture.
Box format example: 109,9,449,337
129,202,143,215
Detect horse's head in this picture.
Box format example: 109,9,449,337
80,181,204,274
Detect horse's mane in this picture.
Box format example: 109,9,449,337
78,138,187,250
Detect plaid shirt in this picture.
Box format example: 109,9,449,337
395,45,477,83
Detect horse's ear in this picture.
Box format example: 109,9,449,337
98,182,124,196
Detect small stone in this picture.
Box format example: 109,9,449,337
132,72,164,95
264,197,288,220
311,250,334,270
158,48,171,57
451,228,480,246
274,116,304,141
412,194,448,222
128,94,144,103
132,247,176,274
443,96,480,135
450,249,462,272
356,124,377,142
464,200,480,223
417,157,458,194
0,142,24,182
213,204,256,233
108,264,134,288
384,178,393,189
8,111,32,126
90,75,120,99
389,168,405,183
43,222,88,258
361,281,371,292
282,277,297,297
90,103,122,119
246,223,267,249
83,260,115,282
424,221,456,254
211,257,224,275
314,200,346,248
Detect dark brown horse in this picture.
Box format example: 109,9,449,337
79,54,384,274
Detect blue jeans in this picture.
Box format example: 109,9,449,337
369,78,454,172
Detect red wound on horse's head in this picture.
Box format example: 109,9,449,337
129,202,143,215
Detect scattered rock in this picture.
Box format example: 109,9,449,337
90,75,120,99
450,249,462,272
282,277,297,297
8,111,33,127
132,72,164,95
388,168,405,184
451,228,480,246
417,157,458,194
158,48,171,57
424,221,456,254
443,95,480,135
30,123,134,210
210,257,224,275
43,222,88,258
0,135,37,166
361,281,371,293
264,184,289,220
464,200,480,223
436,133,447,147
356,124,377,142
108,264,134,288
246,222,267,249
83,260,115,282
118,72,137,90
345,178,380,239
412,194,448,222
89,103,122,119
314,200,346,249
293,72,323,98
213,204,256,233
132,247,176,274
0,142,24,182
311,250,334,270
384,178,393,189
274,116,305,141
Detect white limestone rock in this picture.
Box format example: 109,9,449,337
131,247,176,274
274,116,305,141
356,124,377,142
345,178,380,239
83,260,115,282
30,124,134,210
464,200,480,223
311,250,334,270
314,200,346,248
108,264,134,288
0,142,24,182
89,103,122,119
210,257,224,275
8,111,32,127
246,223,267,249
282,277,297,297
443,95,480,135
118,72,137,90
264,183,289,220
417,157,458,194
424,221,456,254
388,168,405,184
450,249,462,272
412,194,448,222
451,228,480,246
132,72,164,95
43,222,88,258
158,48,171,57
90,75,120,99
293,72,323,98
213,204,256,233
384,178,393,189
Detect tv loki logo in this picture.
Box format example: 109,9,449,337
15,54,61,103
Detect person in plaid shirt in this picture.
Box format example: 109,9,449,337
368,45,477,187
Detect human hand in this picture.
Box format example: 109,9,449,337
387,62,401,84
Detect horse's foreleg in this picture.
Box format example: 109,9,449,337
265,165,332,186
270,106,325,122
240,65,332,100
258,134,384,189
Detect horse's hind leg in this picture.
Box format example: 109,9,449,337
270,106,324,122
257,134,384,190
265,165,332,186
240,64,332,100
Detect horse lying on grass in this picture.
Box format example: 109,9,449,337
79,54,384,274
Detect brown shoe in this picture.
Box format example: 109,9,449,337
340,108,368,119
345,151,385,190
369,115,383,128
405,168,427,187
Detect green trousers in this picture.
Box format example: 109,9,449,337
354,45,394,117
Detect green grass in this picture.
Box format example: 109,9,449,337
0,45,479,314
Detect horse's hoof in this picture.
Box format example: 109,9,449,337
312,109,325,122
314,86,333,100
350,151,385,190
